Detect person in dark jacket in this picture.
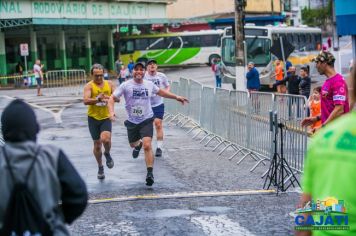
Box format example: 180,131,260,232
273,66,301,95
246,61,260,92
299,66,311,99
0,99,88,235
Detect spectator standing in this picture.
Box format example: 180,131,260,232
119,64,129,84
302,51,350,128
115,57,122,78
246,61,260,92
127,59,135,79
33,59,43,96
0,99,87,235
299,66,311,99
286,60,293,76
211,58,222,88
327,36,332,49
273,66,300,95
270,60,286,93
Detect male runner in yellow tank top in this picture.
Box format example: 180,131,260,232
83,64,116,179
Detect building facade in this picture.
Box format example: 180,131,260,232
0,0,174,77
167,0,282,19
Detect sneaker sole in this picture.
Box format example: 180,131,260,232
97,175,105,180
106,160,114,169
146,177,154,186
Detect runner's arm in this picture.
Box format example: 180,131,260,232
157,89,189,105
323,104,344,125
83,83,101,105
108,95,118,120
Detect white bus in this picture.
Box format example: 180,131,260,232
118,29,224,67
220,25,322,90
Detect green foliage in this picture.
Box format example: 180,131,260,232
301,0,332,27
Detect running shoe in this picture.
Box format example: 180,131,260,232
146,172,154,186
104,152,114,169
155,148,162,157
97,166,105,179
132,142,143,159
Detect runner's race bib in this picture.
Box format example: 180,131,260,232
131,106,144,118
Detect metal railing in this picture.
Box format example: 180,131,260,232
166,77,309,174
45,70,87,96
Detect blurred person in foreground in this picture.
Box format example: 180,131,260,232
296,64,356,236
0,99,87,235
301,51,349,130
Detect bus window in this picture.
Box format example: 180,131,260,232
168,37,183,48
287,34,294,45
120,40,134,54
246,38,271,67
292,34,299,49
135,38,150,50
216,36,222,47
201,35,220,47
299,34,306,51
182,35,201,47
306,34,313,51
148,37,168,50
221,37,235,65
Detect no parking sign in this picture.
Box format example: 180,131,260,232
20,43,29,56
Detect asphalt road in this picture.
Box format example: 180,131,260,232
0,84,301,235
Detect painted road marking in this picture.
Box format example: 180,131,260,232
1,95,76,124
89,189,275,204
191,214,255,236
190,215,254,236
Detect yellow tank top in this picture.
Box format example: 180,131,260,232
87,80,111,120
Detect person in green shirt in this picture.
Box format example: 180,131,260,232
296,67,356,236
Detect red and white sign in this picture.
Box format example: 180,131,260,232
20,43,29,56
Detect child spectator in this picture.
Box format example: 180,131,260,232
308,86,322,133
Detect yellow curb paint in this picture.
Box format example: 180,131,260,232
89,189,276,204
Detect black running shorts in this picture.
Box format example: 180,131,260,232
88,116,112,140
124,118,154,143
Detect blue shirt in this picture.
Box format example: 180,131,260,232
246,67,260,90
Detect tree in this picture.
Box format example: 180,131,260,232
301,0,332,28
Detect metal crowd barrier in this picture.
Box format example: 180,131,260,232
165,77,309,174
0,74,36,89
45,70,87,96
273,94,308,173
165,81,180,122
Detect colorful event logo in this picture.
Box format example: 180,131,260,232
295,197,349,231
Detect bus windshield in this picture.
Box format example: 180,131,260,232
246,37,271,66
222,37,271,67
221,37,235,66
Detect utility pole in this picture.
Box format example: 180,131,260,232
234,0,246,68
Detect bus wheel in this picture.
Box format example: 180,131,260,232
232,83,236,90
208,54,220,66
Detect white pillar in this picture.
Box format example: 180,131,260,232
30,28,38,63
86,30,92,71
59,30,67,70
